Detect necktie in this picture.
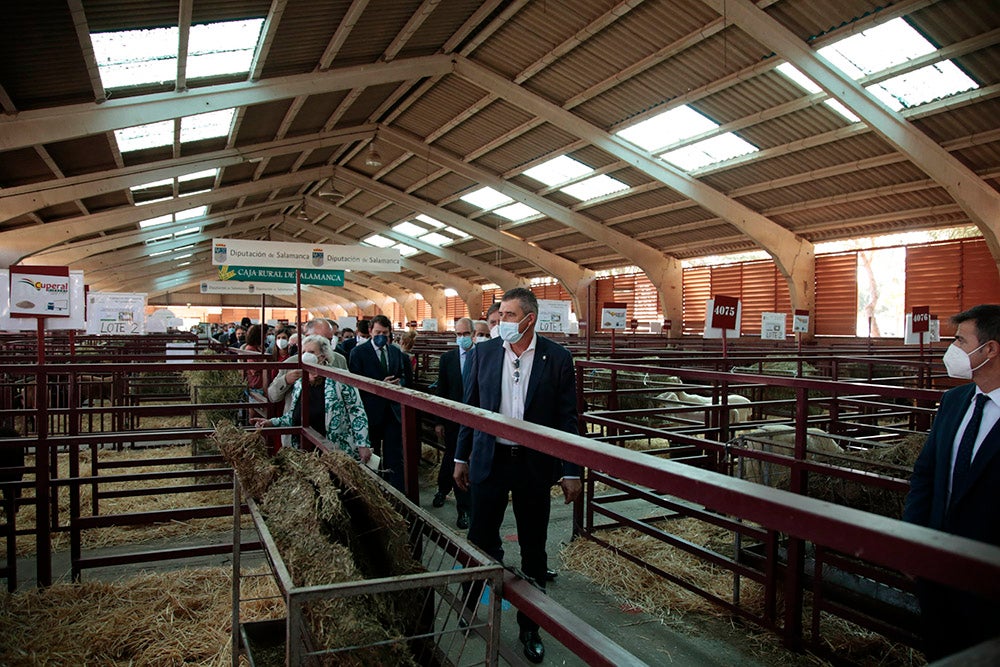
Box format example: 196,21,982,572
379,346,388,375
951,393,989,497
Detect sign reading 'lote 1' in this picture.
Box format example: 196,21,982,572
212,239,401,272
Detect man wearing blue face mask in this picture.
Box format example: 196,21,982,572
349,314,412,492
454,287,581,664
432,317,474,528
904,303,1000,660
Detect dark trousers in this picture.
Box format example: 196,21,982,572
467,445,552,633
917,579,1000,660
437,425,469,512
369,406,404,492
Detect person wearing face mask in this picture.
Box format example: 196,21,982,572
904,304,1000,660
348,314,412,492
472,319,491,344
251,335,371,460
268,325,294,362
431,318,473,529
486,302,501,339
453,287,581,664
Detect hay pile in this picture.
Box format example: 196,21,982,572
807,434,924,518
182,352,246,428
13,445,236,557
211,422,425,665
0,566,282,666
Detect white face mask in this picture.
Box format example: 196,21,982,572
357,335,369,343
489,325,500,339
498,314,530,345
943,341,989,379
475,334,490,343
301,351,319,365
276,338,289,350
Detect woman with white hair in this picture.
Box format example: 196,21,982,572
252,334,371,461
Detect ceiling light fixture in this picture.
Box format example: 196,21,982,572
295,200,311,222
365,133,383,168
317,172,345,200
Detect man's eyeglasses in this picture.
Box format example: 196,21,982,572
512,357,520,384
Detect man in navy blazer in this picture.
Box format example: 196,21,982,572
349,314,412,492
433,317,473,528
454,287,581,664
904,304,1000,659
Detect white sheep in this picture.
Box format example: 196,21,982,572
655,389,752,424
733,423,844,486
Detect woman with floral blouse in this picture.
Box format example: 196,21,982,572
252,334,371,461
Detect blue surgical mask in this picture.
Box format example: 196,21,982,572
266,334,275,346
373,334,388,347
457,334,473,350
498,314,530,344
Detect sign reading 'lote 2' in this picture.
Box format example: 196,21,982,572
212,239,401,272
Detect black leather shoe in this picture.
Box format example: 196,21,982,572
456,511,469,529
544,569,557,581
519,629,544,663
432,491,446,508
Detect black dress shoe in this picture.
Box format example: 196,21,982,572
544,569,557,581
456,511,469,529
519,629,544,663
432,491,446,508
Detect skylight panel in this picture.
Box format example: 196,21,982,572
461,187,513,210
818,18,934,78
415,214,445,228
776,63,860,122
180,109,235,143
522,155,593,186
174,253,193,260
175,206,207,221
419,232,452,246
91,26,177,90
616,106,718,152
179,168,219,182
139,213,173,229
115,120,173,152
186,19,263,80
445,226,470,238
92,19,263,91
131,177,173,193
176,261,192,268
493,202,541,222
393,243,419,257
868,62,977,110
392,221,427,238
660,134,758,171
560,174,629,201
175,226,201,237
146,235,173,245
363,235,395,248
150,249,172,257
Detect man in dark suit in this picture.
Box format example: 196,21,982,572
904,303,1000,660
454,287,581,664
349,314,412,492
433,317,473,528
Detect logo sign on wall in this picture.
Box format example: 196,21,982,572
792,309,810,333
217,265,345,287
212,239,400,272
601,302,628,330
9,266,71,317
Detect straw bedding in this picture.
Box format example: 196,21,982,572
211,422,425,665
0,566,282,666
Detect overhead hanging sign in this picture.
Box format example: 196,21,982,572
212,238,401,272
200,280,297,296
217,265,344,287
9,266,71,318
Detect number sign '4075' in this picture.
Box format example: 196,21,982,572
711,295,739,330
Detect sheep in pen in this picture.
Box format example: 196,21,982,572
729,423,844,488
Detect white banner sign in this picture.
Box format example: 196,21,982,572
1,269,86,331
760,312,787,340
199,280,296,296
212,238,401,272
86,292,147,335
421,318,439,332
600,307,627,330
537,299,571,333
